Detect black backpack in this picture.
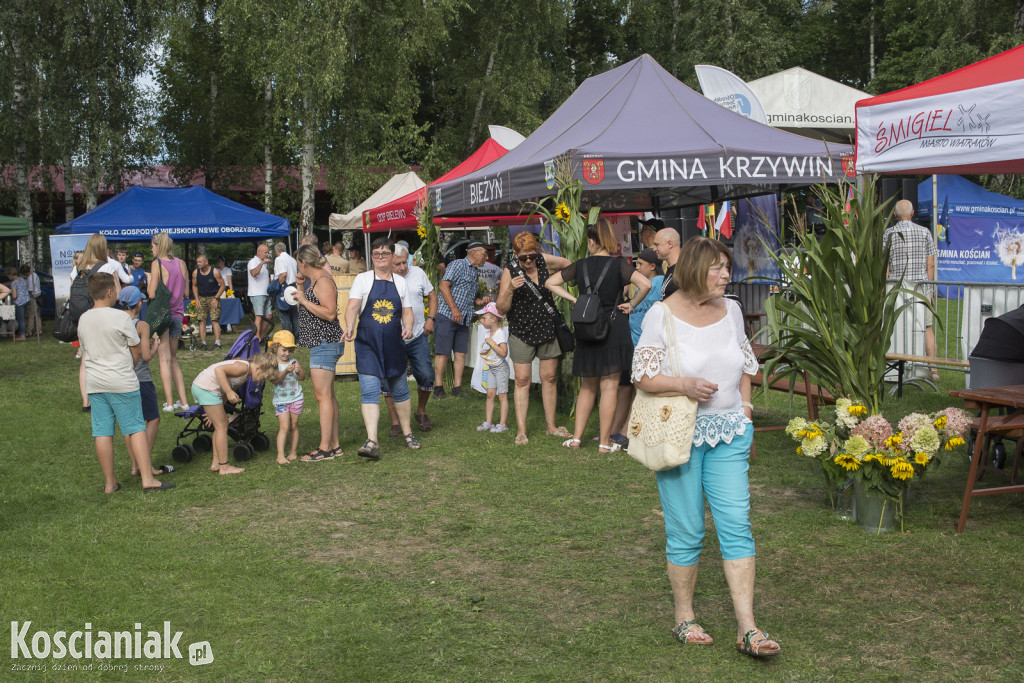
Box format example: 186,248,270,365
69,262,104,323
570,259,615,343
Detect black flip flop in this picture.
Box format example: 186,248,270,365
143,480,175,492
301,449,331,462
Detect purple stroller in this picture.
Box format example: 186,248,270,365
170,330,271,463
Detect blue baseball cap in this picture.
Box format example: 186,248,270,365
118,286,143,308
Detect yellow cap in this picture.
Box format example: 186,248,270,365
270,330,297,349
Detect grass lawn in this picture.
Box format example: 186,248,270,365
1,328,1023,681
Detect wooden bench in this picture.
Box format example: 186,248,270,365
885,353,970,397
748,369,836,461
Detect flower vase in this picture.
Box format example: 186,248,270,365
825,475,857,521
853,480,900,533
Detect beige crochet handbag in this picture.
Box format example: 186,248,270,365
627,302,698,471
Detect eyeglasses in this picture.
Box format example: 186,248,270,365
371,251,392,259
517,253,538,263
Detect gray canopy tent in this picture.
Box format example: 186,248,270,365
431,54,852,218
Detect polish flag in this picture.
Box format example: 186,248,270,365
714,201,732,239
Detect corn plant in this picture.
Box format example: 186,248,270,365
762,179,931,415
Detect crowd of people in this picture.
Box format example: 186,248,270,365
57,222,776,657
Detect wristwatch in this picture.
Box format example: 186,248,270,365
427,316,435,321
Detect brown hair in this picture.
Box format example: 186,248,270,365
512,231,540,254
87,272,116,301
80,233,109,270
294,244,326,269
585,217,618,254
674,236,733,296
151,232,175,260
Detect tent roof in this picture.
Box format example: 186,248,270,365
328,171,426,231
0,214,31,239
432,54,851,217
746,67,868,143
364,139,510,232
55,186,290,240
856,45,1024,175
917,175,1024,218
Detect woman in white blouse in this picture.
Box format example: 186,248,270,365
632,236,779,658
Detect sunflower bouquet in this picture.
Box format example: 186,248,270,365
787,402,971,514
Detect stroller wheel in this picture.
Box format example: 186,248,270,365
251,432,271,452
192,433,213,453
172,443,196,463
992,441,1007,469
233,442,255,462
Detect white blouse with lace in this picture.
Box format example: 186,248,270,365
632,299,759,447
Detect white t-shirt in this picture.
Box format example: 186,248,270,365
78,307,141,394
108,257,133,284
274,252,298,285
247,256,270,296
400,266,434,341
478,324,509,368
348,271,410,314
219,266,233,290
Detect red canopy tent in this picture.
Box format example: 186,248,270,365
855,44,1024,175
364,138,540,233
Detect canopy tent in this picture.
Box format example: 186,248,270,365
917,174,1024,284
855,44,1024,175
364,138,537,233
431,54,852,218
747,67,867,144
0,214,30,238
328,171,426,231
55,186,289,240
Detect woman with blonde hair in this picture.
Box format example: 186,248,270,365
148,232,191,411
293,243,344,461
545,218,650,452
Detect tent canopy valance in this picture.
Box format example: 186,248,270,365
55,186,290,241
855,44,1024,175
0,214,31,239
431,54,852,218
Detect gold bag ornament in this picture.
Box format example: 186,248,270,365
627,302,698,471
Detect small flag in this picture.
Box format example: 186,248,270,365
715,201,732,239
938,196,951,244
707,203,716,236
697,204,706,234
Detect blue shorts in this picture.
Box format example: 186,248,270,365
191,383,223,407
359,373,411,405
250,295,273,317
309,341,343,371
434,314,470,356
168,316,183,338
405,334,435,391
90,391,146,438
139,381,159,423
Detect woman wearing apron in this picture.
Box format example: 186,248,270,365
343,237,418,459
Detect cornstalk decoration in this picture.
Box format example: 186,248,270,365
415,196,441,290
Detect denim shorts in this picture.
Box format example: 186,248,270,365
434,314,470,356
309,341,343,371
90,391,146,438
405,334,435,391
168,315,183,338
250,295,273,317
139,381,160,422
359,373,411,404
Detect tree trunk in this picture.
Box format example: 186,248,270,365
467,32,500,153
64,158,75,223
12,41,33,266
207,68,218,190
869,2,876,82
300,94,315,239
1016,0,1024,35
263,77,273,214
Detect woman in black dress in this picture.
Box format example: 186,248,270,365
546,218,651,452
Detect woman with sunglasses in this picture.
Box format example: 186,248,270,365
495,232,571,445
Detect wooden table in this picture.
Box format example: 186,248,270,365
949,384,1024,532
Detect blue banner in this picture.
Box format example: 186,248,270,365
937,215,1024,284
733,195,781,284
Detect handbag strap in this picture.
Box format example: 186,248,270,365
660,301,682,377
512,260,562,320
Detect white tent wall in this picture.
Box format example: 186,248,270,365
747,67,868,143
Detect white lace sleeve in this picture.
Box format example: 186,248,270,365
632,346,667,382
728,300,759,375
741,339,759,375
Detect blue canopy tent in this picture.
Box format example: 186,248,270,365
918,175,1024,291
55,186,289,240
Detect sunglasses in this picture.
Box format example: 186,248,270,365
517,253,538,263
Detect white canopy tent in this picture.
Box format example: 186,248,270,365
747,67,868,144
328,171,426,232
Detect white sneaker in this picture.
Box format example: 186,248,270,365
214,340,222,348
489,424,509,433
162,403,175,413
476,422,493,431
173,401,189,410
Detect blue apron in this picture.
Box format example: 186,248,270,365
354,274,407,379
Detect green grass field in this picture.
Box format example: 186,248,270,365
1,329,1022,681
